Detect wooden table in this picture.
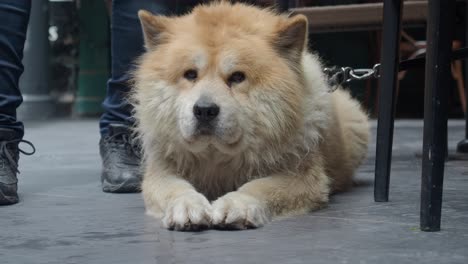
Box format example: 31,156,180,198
291,1,427,33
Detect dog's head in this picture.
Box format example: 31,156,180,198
133,2,308,156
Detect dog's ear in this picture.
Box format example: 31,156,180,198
138,10,170,49
274,14,308,62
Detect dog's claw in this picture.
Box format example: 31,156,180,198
162,192,212,232
211,192,269,230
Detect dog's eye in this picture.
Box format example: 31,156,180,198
228,71,246,85
183,69,198,81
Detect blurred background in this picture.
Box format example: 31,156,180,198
19,0,467,120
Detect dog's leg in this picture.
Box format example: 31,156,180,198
142,169,212,231
211,164,330,230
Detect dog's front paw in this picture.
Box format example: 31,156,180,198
162,192,212,231
211,192,270,230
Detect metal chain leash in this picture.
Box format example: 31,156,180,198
323,63,381,92
322,47,468,93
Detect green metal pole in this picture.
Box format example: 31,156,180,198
76,0,110,116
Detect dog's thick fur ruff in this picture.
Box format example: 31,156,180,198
132,2,369,231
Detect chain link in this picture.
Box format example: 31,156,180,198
324,63,381,92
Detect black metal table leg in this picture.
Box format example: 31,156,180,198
457,1,468,154
459,104,468,152
374,0,403,202
420,0,455,232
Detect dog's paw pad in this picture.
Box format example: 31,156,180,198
211,192,269,230
163,192,212,231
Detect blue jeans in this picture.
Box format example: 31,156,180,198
0,0,173,138
0,0,30,138
99,0,171,135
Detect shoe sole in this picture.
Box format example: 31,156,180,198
102,179,141,193
0,185,18,205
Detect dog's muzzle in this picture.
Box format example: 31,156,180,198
193,97,219,134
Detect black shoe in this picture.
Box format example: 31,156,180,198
99,124,142,193
0,128,35,206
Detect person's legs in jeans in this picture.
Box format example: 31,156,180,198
0,0,31,205
99,0,172,193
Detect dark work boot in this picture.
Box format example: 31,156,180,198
0,128,35,205
99,124,142,193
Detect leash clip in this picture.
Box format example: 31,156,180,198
323,63,381,93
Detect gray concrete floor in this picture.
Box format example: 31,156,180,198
1,119,467,264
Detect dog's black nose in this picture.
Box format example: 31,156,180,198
193,99,220,122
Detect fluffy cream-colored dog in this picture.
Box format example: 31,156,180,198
132,2,369,231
